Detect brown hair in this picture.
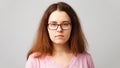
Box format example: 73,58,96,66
27,2,87,59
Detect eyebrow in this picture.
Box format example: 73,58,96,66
49,21,57,24
49,21,71,24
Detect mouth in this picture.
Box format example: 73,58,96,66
55,35,64,38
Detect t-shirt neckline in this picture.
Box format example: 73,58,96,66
46,55,77,68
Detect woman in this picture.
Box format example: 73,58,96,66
26,2,94,68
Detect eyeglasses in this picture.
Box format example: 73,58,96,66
48,23,71,30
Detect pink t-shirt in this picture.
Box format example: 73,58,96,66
26,53,94,68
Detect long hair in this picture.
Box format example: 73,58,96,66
27,2,87,59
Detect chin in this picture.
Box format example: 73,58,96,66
53,40,67,45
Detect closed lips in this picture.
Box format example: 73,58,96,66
55,35,64,37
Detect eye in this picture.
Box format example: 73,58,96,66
49,23,57,26
62,23,70,26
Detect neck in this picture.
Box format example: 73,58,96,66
53,43,70,56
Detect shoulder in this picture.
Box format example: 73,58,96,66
28,52,40,60
26,53,40,68
76,52,94,68
76,52,94,64
27,52,49,62
26,52,41,65
77,52,92,59
26,52,46,68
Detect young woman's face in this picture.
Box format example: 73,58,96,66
48,10,72,45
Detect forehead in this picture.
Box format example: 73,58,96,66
48,10,71,23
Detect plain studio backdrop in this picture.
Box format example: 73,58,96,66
0,0,120,68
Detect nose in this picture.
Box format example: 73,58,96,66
57,25,63,32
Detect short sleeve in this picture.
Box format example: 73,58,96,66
25,53,40,68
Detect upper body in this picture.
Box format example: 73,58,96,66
26,2,94,68
26,52,94,68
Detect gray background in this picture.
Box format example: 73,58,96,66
0,0,120,68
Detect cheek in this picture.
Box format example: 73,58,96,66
64,30,72,39
48,30,54,40
68,31,71,37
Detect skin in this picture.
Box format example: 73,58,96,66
48,10,71,46
47,10,73,67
